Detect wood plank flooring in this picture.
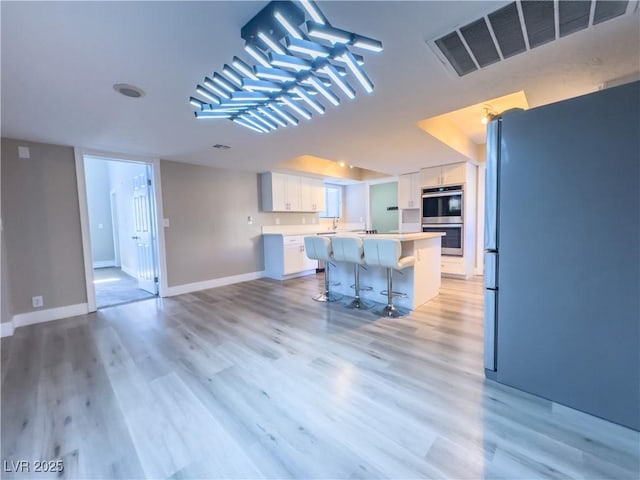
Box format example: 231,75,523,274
2,275,638,479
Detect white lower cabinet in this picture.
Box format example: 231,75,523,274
264,234,318,280
441,255,466,276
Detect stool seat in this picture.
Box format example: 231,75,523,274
331,235,366,265
304,236,333,262
304,236,342,302
363,238,414,317
363,238,415,271
331,236,373,309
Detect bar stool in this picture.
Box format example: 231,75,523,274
331,236,373,309
363,238,415,318
303,236,342,302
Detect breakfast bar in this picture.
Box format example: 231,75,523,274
330,232,445,310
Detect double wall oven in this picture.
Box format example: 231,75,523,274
421,185,464,256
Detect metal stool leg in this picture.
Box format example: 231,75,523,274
346,264,373,309
377,268,408,318
312,262,342,302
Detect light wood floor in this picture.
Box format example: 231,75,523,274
2,275,638,479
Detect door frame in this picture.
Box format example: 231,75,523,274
109,189,121,267
74,148,169,312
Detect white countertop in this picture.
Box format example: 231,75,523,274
262,230,344,236
263,231,444,241
336,232,445,241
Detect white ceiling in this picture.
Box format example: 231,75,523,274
2,1,639,175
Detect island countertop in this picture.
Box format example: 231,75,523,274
334,232,446,241
263,231,446,241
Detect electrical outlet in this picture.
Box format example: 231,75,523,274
247,215,253,225
163,218,170,228
32,296,44,308
275,217,280,225
18,146,30,158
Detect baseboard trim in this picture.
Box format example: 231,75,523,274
93,260,116,269
9,303,89,335
0,322,15,338
264,269,317,281
164,271,266,297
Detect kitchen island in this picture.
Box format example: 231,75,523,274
330,232,445,310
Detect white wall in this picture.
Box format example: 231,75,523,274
343,183,368,226
108,160,147,277
2,139,87,317
84,157,115,266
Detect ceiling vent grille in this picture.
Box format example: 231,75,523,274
431,0,634,77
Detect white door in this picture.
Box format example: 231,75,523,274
132,168,158,294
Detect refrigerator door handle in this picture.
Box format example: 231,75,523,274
485,119,501,251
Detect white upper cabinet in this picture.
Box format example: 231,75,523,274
398,172,420,209
420,162,467,187
300,176,325,212
441,163,466,185
419,167,442,188
262,172,324,212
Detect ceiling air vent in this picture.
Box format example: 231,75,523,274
521,0,556,48
593,0,629,24
559,1,592,37
488,2,527,59
431,0,633,77
434,32,478,76
460,19,500,68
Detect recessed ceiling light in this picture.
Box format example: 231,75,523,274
113,83,145,98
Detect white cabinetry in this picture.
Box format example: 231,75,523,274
262,172,324,212
264,234,318,280
300,176,326,212
419,162,479,279
398,172,420,209
420,163,466,187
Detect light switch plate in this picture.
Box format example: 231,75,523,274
18,146,30,159
163,218,170,227
32,296,44,308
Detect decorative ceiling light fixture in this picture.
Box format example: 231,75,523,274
190,0,383,133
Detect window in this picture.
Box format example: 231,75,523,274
319,184,343,218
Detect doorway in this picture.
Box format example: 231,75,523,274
370,181,399,233
81,155,162,309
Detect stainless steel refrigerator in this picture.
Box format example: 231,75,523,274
484,80,639,431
